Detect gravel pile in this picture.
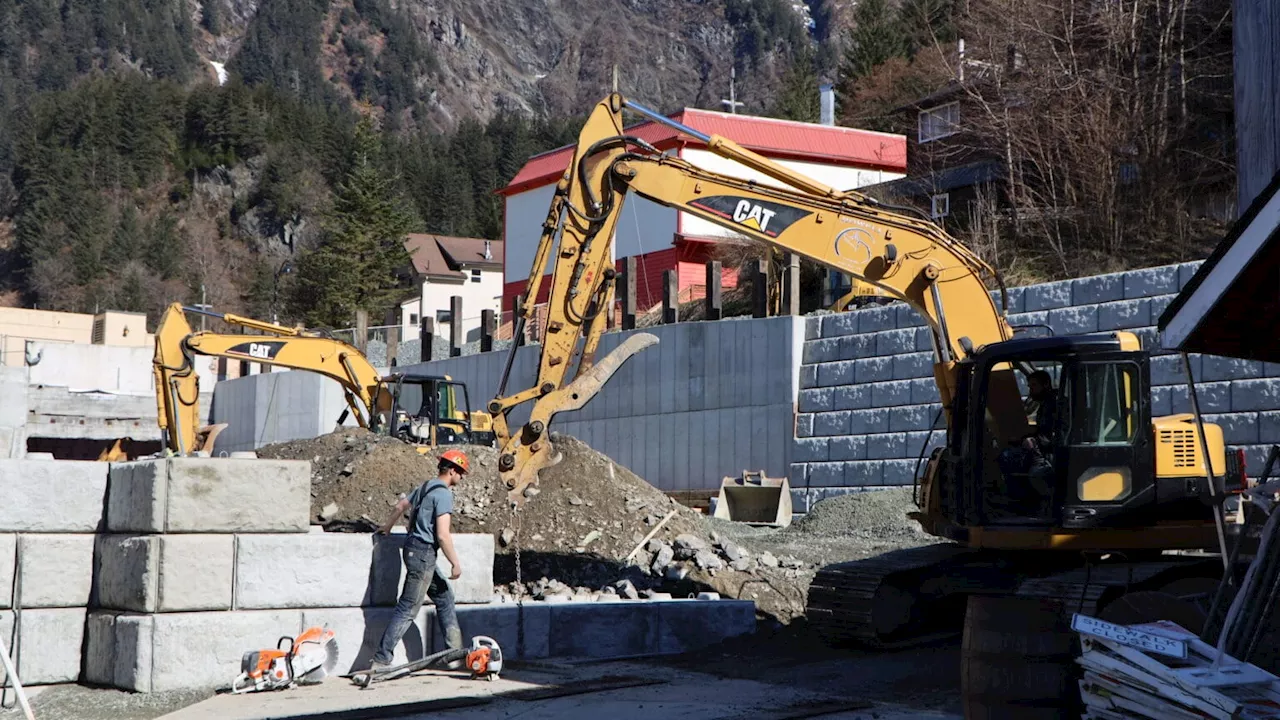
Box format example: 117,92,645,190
256,428,938,622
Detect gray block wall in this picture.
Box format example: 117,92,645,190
792,260,1280,503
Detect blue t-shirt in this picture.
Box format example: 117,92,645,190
406,479,453,545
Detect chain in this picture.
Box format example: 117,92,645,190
510,497,525,658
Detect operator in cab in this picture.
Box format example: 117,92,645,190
998,370,1059,512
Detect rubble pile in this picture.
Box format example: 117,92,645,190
257,427,936,622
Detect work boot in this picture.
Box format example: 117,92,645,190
445,626,464,669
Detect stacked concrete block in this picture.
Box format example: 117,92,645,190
0,458,107,685
791,260,1280,507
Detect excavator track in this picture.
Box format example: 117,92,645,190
807,544,1222,649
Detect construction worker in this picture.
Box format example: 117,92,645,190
369,449,469,671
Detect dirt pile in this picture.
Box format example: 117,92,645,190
256,427,939,622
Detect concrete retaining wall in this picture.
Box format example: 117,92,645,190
208,369,355,455
212,317,806,493
790,260,1280,508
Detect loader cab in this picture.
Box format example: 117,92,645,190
383,373,478,446
939,332,1176,534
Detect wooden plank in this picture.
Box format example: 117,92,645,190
450,296,463,357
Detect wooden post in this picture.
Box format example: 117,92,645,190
238,326,249,376
662,269,678,324
355,309,368,354
784,252,801,316
705,260,723,321
384,309,399,367
621,256,637,330
753,259,769,318
419,317,435,362
512,296,526,347
450,296,463,357
216,357,227,382
481,309,495,352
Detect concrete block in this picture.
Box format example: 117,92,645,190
802,337,841,364
16,534,94,608
1266,363,1280,377
793,438,830,462
871,380,912,408
426,602,555,660
1203,414,1259,445
844,461,884,486
893,352,933,380
1025,280,1073,311
1151,387,1172,417
1177,261,1203,289
1072,273,1125,305
0,535,10,609
853,357,893,384
1245,446,1274,478
1151,295,1174,318
916,327,934,352
822,313,860,337
839,334,876,360
896,304,924,328
108,457,310,533
882,459,918,485
1124,266,1178,299
833,385,872,410
804,316,822,341
788,464,809,484
1133,327,1161,353
807,462,844,486
421,533,495,606
796,414,815,438
867,433,907,460
1097,299,1151,330
849,408,890,434
1260,412,1280,445
829,436,867,461
1192,383,1232,414
1152,355,1191,386
911,379,941,404
302,607,435,673
857,306,897,332
0,459,107,532
813,411,851,436
1233,380,1280,412
1201,356,1264,382
1048,306,1099,335
798,388,835,413
97,535,235,612
536,599,755,659
817,360,856,387
800,365,817,389
875,329,915,356
907,431,946,457
890,406,935,432
0,608,86,685
0,374,26,429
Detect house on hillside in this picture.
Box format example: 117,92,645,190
399,234,503,344
497,95,907,325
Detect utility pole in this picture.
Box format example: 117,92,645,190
193,285,211,332
720,67,744,114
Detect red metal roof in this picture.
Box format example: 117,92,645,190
499,108,907,196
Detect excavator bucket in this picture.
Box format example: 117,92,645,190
713,471,793,527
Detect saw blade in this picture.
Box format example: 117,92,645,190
294,638,340,684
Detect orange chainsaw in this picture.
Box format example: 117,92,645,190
232,626,340,694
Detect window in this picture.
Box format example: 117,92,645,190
1065,363,1139,446
918,102,960,143
409,313,419,325
436,310,452,324
931,193,950,219
470,269,482,283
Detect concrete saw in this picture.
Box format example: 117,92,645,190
231,626,340,694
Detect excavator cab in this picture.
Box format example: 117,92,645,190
932,332,1223,544
380,373,496,447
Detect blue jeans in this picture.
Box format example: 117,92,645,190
373,536,461,665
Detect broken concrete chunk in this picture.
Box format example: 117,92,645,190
523,486,541,499
319,503,339,521
499,528,515,547
780,556,803,569
694,550,724,571
568,496,583,506
664,563,690,581
730,558,751,572
759,551,780,568
614,579,639,600
340,464,354,476
721,542,746,563
651,545,675,576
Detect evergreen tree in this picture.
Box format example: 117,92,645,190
898,0,957,57
769,46,821,123
289,116,417,327
841,0,906,83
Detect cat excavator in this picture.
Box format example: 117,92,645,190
486,92,1246,646
152,303,494,456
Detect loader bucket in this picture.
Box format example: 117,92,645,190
713,471,793,527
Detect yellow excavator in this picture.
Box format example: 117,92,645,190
485,92,1247,646
152,303,495,456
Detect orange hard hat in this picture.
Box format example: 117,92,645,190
440,449,470,474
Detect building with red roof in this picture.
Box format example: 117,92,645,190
497,102,907,320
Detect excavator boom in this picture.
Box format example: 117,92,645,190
491,93,1014,503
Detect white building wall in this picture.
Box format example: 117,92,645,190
677,149,906,241
400,272,503,343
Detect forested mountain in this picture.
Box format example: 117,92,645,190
0,0,1237,328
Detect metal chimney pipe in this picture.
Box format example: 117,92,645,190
819,83,834,125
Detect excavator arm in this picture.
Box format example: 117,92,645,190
153,303,391,455
491,93,1015,503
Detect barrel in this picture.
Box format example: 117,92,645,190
961,595,1082,720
